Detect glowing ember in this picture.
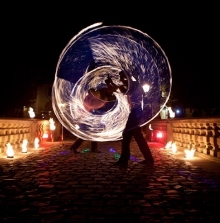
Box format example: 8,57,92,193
184,148,196,158
34,137,39,149
21,139,28,153
28,107,35,118
6,143,14,158
171,142,177,153
49,118,56,131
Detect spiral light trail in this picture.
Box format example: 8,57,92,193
52,23,172,141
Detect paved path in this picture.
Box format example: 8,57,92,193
0,140,220,223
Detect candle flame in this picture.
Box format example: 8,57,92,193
21,139,28,153
28,107,35,118
165,141,173,149
171,142,177,153
184,148,196,158
34,137,39,149
167,107,175,118
6,143,14,158
49,118,56,131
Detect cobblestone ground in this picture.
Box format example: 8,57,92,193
0,140,220,223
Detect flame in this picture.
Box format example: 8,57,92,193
21,139,28,153
171,142,177,153
28,107,35,118
49,118,56,131
184,148,196,158
165,141,173,149
43,133,48,138
34,137,39,149
6,143,14,158
167,107,175,118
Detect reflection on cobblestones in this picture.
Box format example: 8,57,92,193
0,141,220,222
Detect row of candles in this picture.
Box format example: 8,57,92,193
5,123,56,158
4,113,57,158
6,137,40,158
6,139,195,159
164,141,196,158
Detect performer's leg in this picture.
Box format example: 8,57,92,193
70,138,83,153
133,127,154,163
115,130,133,165
91,141,101,153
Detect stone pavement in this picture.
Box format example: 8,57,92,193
0,139,220,223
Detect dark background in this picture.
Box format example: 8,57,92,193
1,1,219,116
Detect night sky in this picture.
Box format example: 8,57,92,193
1,1,219,116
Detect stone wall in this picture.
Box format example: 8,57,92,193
143,118,220,159
1,117,220,160
0,118,61,153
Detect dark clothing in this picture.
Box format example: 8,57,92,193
115,71,154,164
70,138,98,152
119,126,154,162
